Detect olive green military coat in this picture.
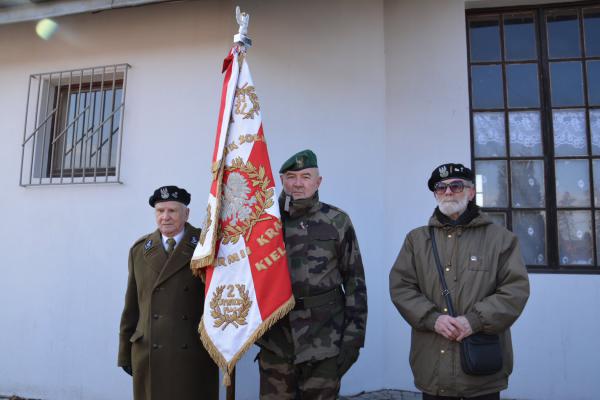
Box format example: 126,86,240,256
389,212,530,398
118,223,218,400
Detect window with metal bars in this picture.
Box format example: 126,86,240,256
467,2,600,273
20,64,130,186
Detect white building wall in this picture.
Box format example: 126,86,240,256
0,1,598,400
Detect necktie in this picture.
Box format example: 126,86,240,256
166,238,176,255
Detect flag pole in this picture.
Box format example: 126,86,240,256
226,367,236,400
225,8,250,400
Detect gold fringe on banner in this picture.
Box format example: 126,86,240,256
199,295,295,386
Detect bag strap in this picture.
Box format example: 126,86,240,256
429,226,456,317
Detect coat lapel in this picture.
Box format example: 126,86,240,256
153,224,199,288
143,230,167,275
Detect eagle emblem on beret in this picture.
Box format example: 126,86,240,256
160,187,169,199
439,166,449,178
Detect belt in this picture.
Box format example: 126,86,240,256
293,287,344,310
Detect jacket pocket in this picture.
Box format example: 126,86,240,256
467,254,488,271
129,330,144,343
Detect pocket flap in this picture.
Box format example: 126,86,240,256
129,330,144,343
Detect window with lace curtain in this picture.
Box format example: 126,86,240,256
467,2,600,272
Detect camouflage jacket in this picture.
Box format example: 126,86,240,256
257,192,368,364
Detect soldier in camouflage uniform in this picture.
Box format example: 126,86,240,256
256,150,368,400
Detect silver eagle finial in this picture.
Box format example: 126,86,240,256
233,6,252,47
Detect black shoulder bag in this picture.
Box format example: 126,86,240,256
429,226,503,376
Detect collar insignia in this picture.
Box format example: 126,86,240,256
144,239,153,250
190,236,198,246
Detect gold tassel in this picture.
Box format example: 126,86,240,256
222,372,231,387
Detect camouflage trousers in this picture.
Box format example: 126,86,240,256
258,349,340,400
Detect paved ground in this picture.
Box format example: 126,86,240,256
340,390,422,399
3,390,517,400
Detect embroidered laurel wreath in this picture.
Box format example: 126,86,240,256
219,157,274,245
234,83,260,120
210,284,252,330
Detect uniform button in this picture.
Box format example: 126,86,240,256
182,315,188,320
152,344,159,350
181,344,188,350
445,267,450,272
153,314,159,319
443,308,448,313
440,349,445,354
440,389,445,393
448,234,452,238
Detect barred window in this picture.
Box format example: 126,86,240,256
467,2,600,273
20,64,130,186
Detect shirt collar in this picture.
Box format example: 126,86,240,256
161,229,185,250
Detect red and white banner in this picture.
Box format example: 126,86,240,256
191,45,294,385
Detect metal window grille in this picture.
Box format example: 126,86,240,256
20,64,130,186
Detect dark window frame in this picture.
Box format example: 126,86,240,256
467,1,600,274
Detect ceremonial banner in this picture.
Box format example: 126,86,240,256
191,45,294,385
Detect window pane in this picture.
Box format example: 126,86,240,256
550,62,584,107
475,160,508,207
506,64,540,108
509,111,542,156
486,212,506,227
558,210,593,265
504,14,537,61
469,17,501,62
587,61,600,106
556,159,591,207
592,110,600,155
553,109,587,156
473,112,506,157
471,65,504,109
593,160,600,207
547,10,581,59
511,160,545,208
513,211,547,265
584,8,600,57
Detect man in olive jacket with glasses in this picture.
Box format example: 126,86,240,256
389,163,529,400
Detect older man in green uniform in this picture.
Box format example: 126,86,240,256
257,150,368,400
118,185,218,400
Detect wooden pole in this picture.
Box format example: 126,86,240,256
226,367,236,400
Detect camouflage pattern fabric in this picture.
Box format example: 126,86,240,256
257,192,368,366
258,349,340,400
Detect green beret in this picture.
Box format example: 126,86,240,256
279,149,318,173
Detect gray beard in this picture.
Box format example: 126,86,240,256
437,195,469,217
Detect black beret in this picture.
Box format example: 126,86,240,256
149,185,191,207
279,149,318,174
427,163,474,191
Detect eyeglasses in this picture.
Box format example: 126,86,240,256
434,180,473,194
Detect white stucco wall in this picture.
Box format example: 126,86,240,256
0,1,598,400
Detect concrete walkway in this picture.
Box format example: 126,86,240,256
340,390,421,400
